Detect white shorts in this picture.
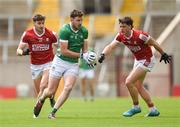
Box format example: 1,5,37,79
79,69,95,79
49,56,79,79
30,62,52,79
133,55,156,72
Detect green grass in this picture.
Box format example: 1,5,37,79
0,97,180,127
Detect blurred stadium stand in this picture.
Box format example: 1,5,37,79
27,0,60,32
0,0,180,98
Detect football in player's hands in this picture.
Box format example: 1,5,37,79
87,51,97,65
82,51,97,65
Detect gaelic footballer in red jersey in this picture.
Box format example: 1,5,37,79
115,30,153,61
98,17,171,117
20,27,57,65
17,14,57,111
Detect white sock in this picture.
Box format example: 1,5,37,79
133,105,140,109
149,107,157,112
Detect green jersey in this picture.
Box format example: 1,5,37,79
56,23,88,63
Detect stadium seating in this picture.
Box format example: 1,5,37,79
94,15,116,37
27,0,60,32
0,0,30,17
120,0,145,29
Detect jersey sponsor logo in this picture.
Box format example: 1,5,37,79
127,45,141,52
32,44,50,51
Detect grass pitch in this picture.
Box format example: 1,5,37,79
0,97,180,127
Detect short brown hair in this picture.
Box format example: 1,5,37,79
70,9,84,18
32,14,46,22
119,17,133,28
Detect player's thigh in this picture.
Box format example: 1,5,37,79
64,62,78,87
64,64,79,88
64,75,77,89
50,56,69,79
126,67,147,84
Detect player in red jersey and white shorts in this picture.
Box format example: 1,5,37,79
16,14,58,109
98,17,171,117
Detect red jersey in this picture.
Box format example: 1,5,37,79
115,29,153,60
20,27,57,65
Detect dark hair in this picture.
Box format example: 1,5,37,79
32,14,46,22
70,9,84,18
119,17,133,28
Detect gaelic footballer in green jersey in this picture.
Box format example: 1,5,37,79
33,9,96,119
57,23,88,63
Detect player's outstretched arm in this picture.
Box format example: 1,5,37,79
147,37,171,64
98,40,118,63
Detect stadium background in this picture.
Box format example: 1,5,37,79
0,0,180,99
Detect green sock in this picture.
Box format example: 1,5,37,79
51,108,58,114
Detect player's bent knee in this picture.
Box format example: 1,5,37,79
64,85,73,92
47,91,54,97
125,79,133,87
44,88,54,97
39,84,47,91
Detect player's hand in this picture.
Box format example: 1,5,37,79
81,52,90,64
160,52,171,64
98,53,105,63
81,52,96,64
22,48,30,55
